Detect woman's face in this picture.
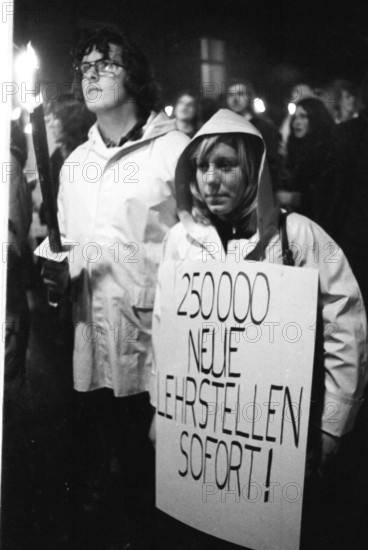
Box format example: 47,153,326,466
339,90,356,114
292,106,310,138
174,95,196,122
196,142,246,218
48,113,64,143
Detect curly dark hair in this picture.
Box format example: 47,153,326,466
71,25,161,119
291,97,334,139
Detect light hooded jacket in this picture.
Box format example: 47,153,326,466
58,111,190,397
152,109,367,438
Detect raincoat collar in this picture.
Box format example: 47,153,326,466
87,110,177,155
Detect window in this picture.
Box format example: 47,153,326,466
200,38,226,99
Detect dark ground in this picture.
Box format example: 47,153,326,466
1,264,368,550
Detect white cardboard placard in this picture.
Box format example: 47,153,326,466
156,260,318,550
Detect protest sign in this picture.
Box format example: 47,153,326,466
155,260,318,550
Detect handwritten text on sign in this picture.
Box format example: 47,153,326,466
155,260,318,550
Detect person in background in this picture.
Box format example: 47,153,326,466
1,121,33,550
333,79,359,124
279,82,315,157
4,122,33,414
277,97,334,220
41,25,189,547
173,92,198,137
39,94,95,225
226,80,280,191
315,73,368,550
316,73,368,315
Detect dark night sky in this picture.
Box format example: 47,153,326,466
13,0,368,102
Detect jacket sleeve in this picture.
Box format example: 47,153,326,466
150,235,173,408
289,214,368,437
150,225,185,407
149,270,162,408
57,163,67,239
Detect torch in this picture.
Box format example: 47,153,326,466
26,43,62,253
26,43,66,306
30,103,63,253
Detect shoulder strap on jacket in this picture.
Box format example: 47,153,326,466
279,211,295,266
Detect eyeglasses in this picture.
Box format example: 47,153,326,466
76,58,125,77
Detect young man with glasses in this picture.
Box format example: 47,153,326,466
42,26,189,545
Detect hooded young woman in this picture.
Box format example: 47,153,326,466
150,109,367,470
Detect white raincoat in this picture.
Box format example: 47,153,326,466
152,109,367,438
58,111,189,397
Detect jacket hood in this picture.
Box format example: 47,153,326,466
141,110,178,140
175,108,279,248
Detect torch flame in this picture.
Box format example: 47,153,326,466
254,98,266,113
15,41,40,112
288,103,296,116
26,42,39,69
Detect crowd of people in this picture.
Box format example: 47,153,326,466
3,23,368,550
